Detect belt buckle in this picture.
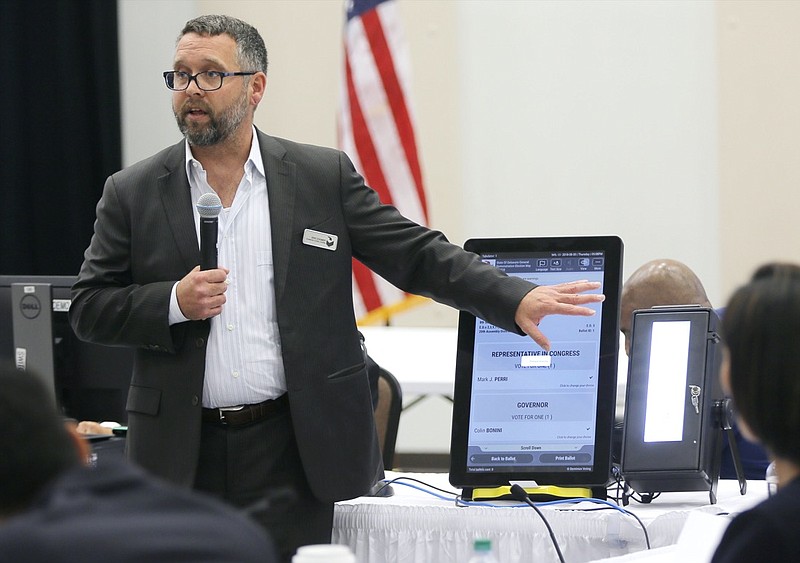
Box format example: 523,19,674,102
218,405,245,424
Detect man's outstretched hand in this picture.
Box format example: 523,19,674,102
515,280,605,351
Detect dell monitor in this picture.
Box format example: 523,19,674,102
0,275,133,423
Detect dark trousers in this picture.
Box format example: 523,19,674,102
194,406,334,563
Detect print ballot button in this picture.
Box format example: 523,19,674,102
302,229,338,251
538,453,592,463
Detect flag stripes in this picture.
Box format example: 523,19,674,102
340,0,430,322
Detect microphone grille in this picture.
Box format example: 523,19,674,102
196,193,223,218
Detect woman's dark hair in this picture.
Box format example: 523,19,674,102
721,276,800,464
751,261,800,282
0,364,81,517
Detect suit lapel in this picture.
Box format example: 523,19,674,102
258,130,295,304
154,132,295,289
157,142,200,271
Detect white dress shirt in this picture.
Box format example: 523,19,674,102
168,129,286,407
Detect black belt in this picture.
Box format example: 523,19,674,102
201,394,289,427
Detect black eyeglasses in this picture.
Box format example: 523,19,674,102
163,70,257,92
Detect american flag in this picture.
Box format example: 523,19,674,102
339,0,429,324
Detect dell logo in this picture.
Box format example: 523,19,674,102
19,295,41,320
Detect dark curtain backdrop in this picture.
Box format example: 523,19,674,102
0,0,121,275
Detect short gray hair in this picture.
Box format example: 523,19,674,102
180,15,268,74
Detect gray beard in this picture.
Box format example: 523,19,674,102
179,120,225,146
175,93,249,147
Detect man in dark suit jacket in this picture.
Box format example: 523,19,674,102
69,14,603,561
0,364,277,563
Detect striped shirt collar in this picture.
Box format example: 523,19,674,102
183,126,265,181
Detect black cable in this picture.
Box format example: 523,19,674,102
603,471,653,549
552,504,651,550
624,509,651,550
608,469,661,506
509,484,566,563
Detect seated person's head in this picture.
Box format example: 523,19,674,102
751,261,800,282
720,275,800,470
0,364,88,519
620,259,711,355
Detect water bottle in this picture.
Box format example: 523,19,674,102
766,461,778,497
467,538,499,563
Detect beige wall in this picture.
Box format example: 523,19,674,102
121,0,800,319
717,1,800,299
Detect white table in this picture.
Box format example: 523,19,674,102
358,326,458,399
333,472,767,563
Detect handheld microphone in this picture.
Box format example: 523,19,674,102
510,484,566,563
196,193,222,270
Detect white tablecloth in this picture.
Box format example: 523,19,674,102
333,473,767,563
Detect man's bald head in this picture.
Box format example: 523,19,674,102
620,259,711,355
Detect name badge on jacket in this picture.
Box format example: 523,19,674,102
303,229,338,251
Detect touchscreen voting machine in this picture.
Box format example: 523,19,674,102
449,236,623,500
